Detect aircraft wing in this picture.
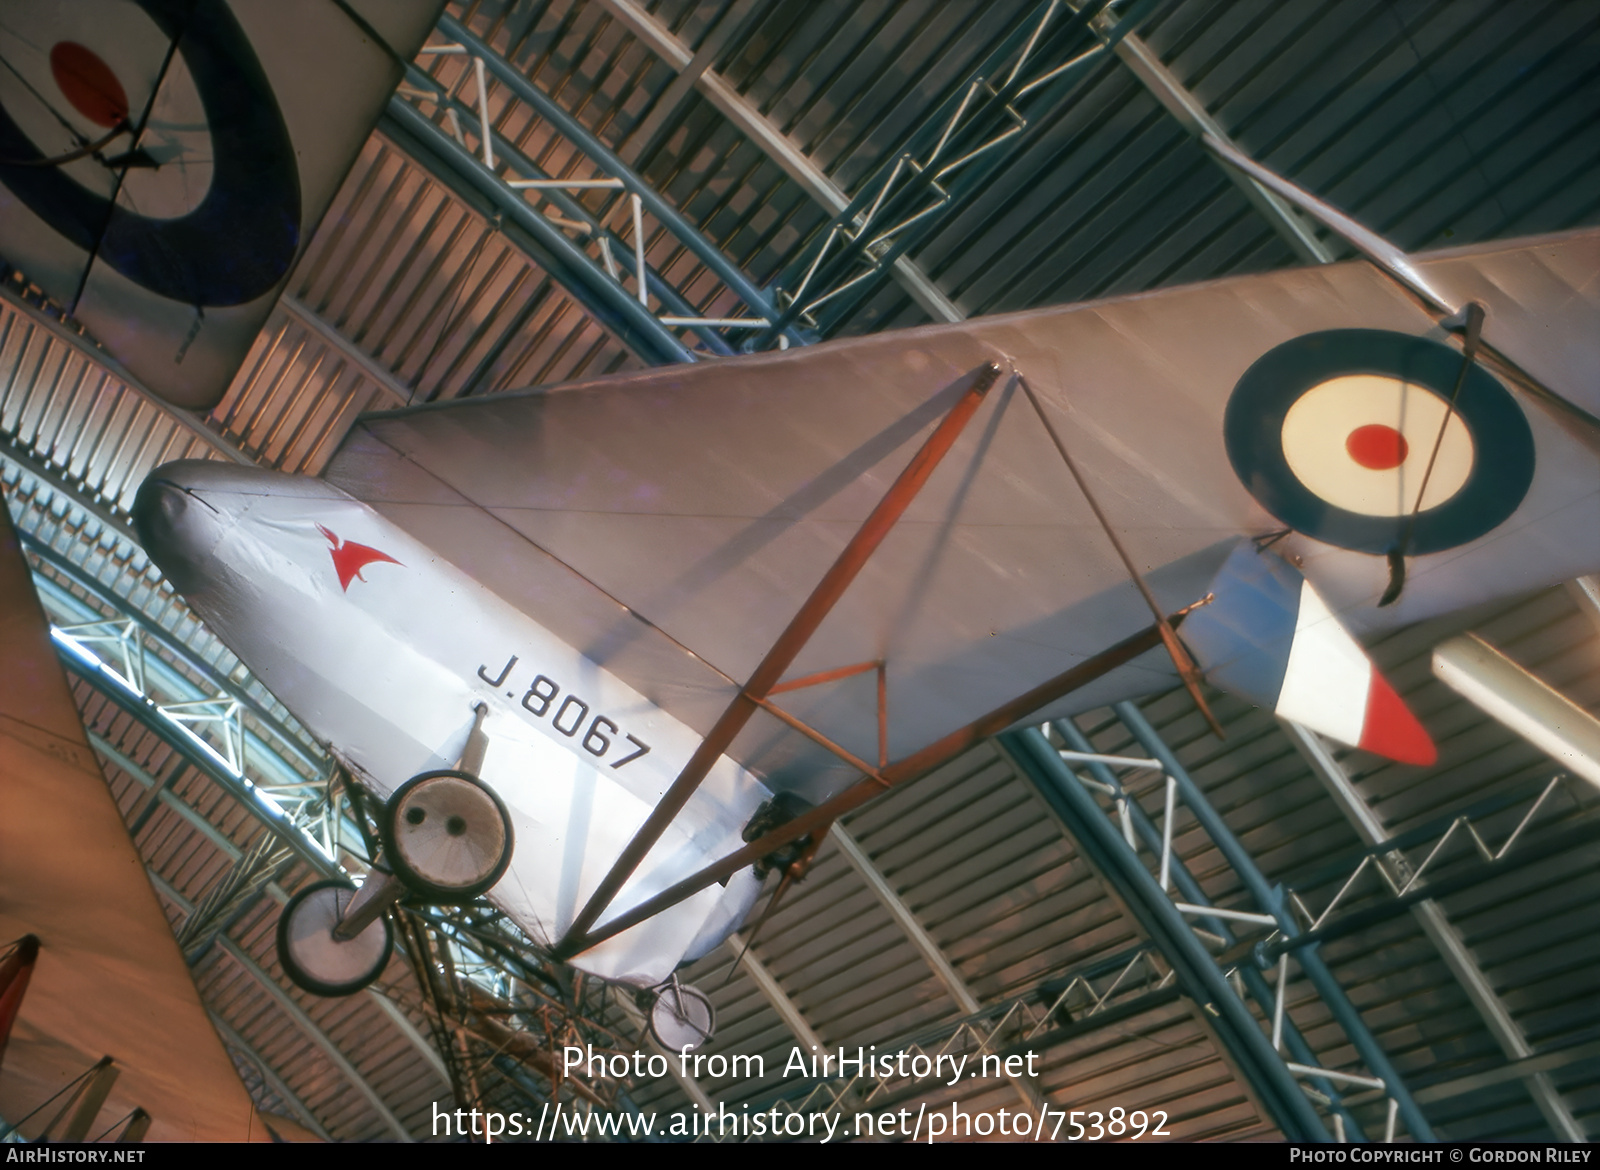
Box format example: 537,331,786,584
0,0,442,409
324,229,1600,800
0,491,268,1140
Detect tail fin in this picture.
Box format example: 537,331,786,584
1182,541,1436,765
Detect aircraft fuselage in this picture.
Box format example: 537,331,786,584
134,460,767,987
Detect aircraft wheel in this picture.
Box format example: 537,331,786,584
380,770,513,902
647,981,715,1052
276,880,393,997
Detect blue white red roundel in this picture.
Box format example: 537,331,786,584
0,0,301,307
1224,329,1534,556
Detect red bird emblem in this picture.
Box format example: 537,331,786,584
316,525,401,591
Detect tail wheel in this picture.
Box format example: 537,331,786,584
647,981,715,1052
379,770,513,902
276,880,392,997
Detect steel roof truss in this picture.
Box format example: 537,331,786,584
1284,720,1587,1142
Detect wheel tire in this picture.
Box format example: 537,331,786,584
276,880,393,997
379,770,514,902
648,982,716,1052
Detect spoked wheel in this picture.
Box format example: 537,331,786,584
276,880,393,997
647,979,715,1052
379,770,514,902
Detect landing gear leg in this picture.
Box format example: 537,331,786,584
278,704,515,994
378,705,515,902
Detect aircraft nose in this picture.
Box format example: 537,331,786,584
133,465,224,593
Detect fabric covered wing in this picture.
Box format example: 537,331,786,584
0,0,442,408
325,230,1600,797
0,488,268,1140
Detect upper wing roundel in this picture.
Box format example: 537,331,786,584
1223,329,1535,556
0,0,443,409
0,0,301,307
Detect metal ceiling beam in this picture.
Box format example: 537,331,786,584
367,993,451,1086
276,297,411,408
11,471,328,781
208,1014,334,1141
1048,718,1365,1134
1569,575,1600,637
829,824,979,1015
1014,709,1456,1139
90,729,243,862
213,937,414,1142
729,933,825,1052
1284,720,1587,1142
756,0,1141,344
143,872,408,1140
829,822,1043,1112
619,0,763,167
590,0,965,324
380,100,696,368
391,67,741,359
1416,1037,1600,1108
5,460,311,768
1265,816,1598,958
1086,17,1335,266
31,563,319,785
1,445,131,549
436,14,800,346
1113,702,1434,1141
1000,726,1330,1141
0,285,249,465
64,655,335,878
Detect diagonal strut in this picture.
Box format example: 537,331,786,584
556,362,1003,950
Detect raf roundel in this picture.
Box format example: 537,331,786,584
1224,329,1535,556
0,0,301,307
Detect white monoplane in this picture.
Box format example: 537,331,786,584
134,214,1600,1047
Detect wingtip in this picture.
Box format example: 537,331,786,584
1359,669,1437,766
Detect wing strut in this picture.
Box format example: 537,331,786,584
1379,301,1486,607
556,595,1211,959
718,828,826,989
556,362,1003,952
768,658,889,767
1016,371,1226,738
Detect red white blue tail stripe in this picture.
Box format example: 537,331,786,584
1183,542,1436,765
